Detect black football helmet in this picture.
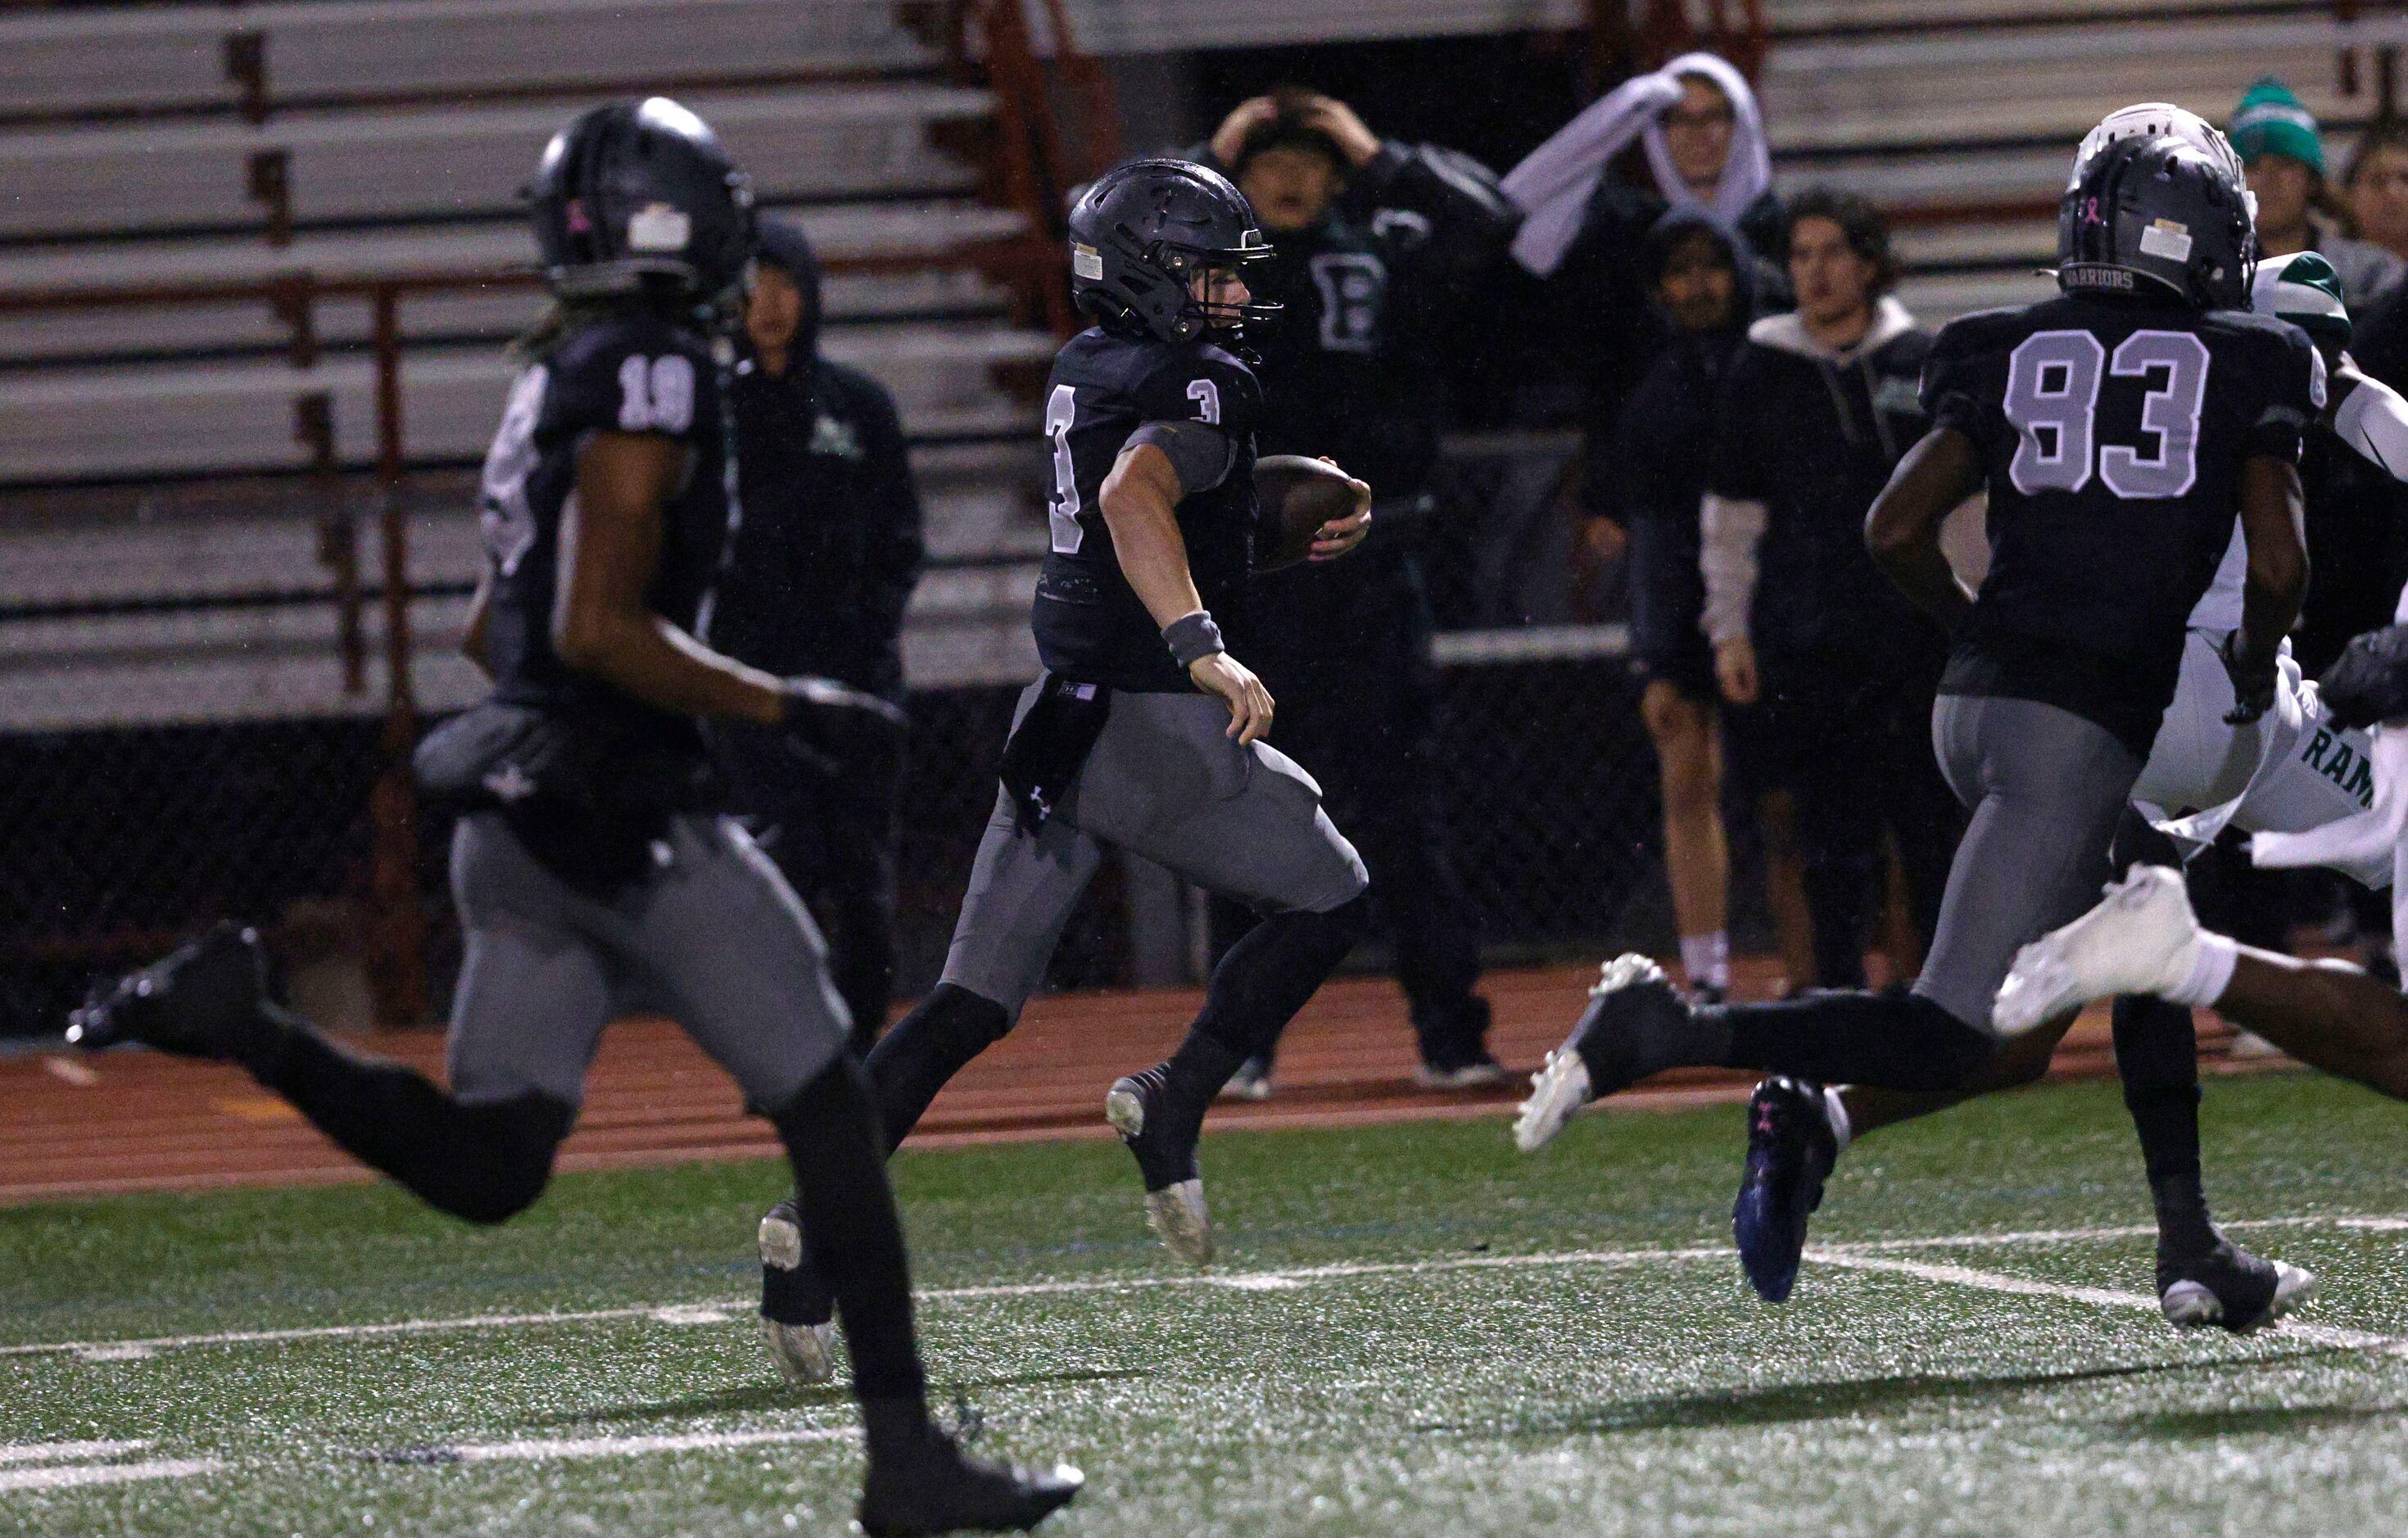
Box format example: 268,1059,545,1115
1066,158,1279,343
2058,133,2254,310
525,97,755,305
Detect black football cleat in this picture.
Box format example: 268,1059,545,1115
66,921,280,1062
858,1425,1083,1536
2159,1236,2318,1332
1732,1077,1839,1303
757,1197,838,1385
1104,1066,1212,1266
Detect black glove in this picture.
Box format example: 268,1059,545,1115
2218,631,2279,726
2317,624,2408,731
776,675,908,780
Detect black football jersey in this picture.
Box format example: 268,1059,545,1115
475,305,733,753
1032,327,1265,691
1921,294,2323,755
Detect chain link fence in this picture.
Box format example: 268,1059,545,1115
0,638,1792,1038
0,427,1779,1035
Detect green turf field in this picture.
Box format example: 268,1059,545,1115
6,1072,2408,1536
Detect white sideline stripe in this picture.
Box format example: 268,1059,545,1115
917,1245,1731,1302
1833,1214,2342,1254
0,1440,147,1464
0,1458,219,1493
4,1214,2400,1363
443,1427,855,1463
1,1303,704,1362
1810,1252,2408,1358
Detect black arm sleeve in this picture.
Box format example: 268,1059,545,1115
1128,420,1238,496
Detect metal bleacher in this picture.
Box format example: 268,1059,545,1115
5,0,2401,731
1758,0,2408,324
0,0,1072,726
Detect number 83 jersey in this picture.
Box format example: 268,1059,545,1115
1923,293,2324,758
1033,328,1264,692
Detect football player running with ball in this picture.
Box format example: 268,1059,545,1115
1515,128,2321,1323
754,159,1374,1378
67,100,1079,1536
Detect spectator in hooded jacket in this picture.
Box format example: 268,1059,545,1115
707,217,926,1054
1503,51,1786,441
1700,189,1959,991
2232,77,2405,310
1587,209,1816,1002
1187,88,1524,1093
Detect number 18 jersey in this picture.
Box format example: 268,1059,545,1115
1922,294,2324,757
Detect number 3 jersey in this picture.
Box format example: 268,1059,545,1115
1922,294,2324,757
475,306,732,755
1034,326,1264,692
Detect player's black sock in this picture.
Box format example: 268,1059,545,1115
861,984,1012,1153
252,1024,572,1224
1711,990,1994,1091
767,1053,929,1436
1166,894,1366,1100
2112,993,2217,1257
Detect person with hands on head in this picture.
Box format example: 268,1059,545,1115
65,98,1080,1538
1505,51,1786,440
1188,86,1522,1092
750,161,1374,1355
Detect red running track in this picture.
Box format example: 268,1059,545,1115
0,961,2262,1206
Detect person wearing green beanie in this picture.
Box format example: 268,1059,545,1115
2231,76,2405,308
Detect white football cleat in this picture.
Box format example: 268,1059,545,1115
1994,866,2204,1035
1106,1071,1215,1267
2162,1259,2319,1332
759,1316,839,1386
758,1202,804,1272
757,1201,836,1385
1143,1179,1215,1268
1514,954,1678,1153
1513,1047,1592,1154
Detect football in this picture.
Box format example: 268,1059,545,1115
1252,454,1361,571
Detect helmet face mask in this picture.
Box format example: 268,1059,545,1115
525,97,756,315
1069,159,1282,345
2058,132,2256,310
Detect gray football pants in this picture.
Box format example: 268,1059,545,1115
446,811,852,1111
1912,695,2145,1032
942,685,1371,1019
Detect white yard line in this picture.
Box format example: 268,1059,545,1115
0,1458,219,1493
441,1427,856,1463
3,1214,2398,1364
1810,1251,2408,1356
1,1301,748,1363
0,1440,148,1465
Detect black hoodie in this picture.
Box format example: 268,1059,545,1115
1597,209,1756,532
706,219,926,699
